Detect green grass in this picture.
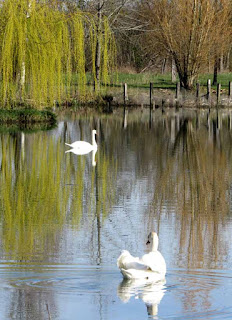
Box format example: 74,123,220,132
0,109,56,125
113,72,176,89
73,71,232,96
72,72,176,89
112,72,232,90
198,73,232,88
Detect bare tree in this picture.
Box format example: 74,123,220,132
142,0,232,89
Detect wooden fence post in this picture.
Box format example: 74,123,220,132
196,82,200,101
150,82,154,110
229,81,232,99
123,83,128,106
175,82,180,100
207,79,211,103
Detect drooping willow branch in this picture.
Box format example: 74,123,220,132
0,0,116,108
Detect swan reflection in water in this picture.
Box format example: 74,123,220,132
65,148,97,167
118,278,166,318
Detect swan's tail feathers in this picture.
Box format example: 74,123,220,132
117,250,148,271
65,143,72,147
120,268,134,280
65,149,73,153
117,250,131,269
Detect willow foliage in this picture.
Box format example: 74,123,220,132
0,0,116,108
90,15,116,91
101,16,116,87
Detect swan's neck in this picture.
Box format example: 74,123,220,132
151,238,158,252
92,131,97,147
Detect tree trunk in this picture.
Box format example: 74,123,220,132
226,49,231,70
161,58,166,74
174,58,195,89
20,61,25,101
178,71,195,90
219,54,223,72
20,1,31,101
213,58,218,85
94,0,103,91
171,58,177,83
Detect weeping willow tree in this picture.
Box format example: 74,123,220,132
90,15,116,92
0,0,116,108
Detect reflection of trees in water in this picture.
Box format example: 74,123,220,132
2,110,232,318
178,270,216,319
152,116,232,269
8,288,57,320
0,126,117,319
59,110,232,269
0,126,117,262
59,111,232,319
0,134,67,261
148,112,232,317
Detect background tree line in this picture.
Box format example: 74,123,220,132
0,0,231,108
57,0,232,88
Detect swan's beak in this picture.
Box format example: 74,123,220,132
146,240,150,245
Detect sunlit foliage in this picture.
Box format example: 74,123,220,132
0,0,116,108
0,129,117,260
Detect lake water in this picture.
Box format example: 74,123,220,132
0,108,232,320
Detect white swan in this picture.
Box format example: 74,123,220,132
65,129,97,155
117,232,166,280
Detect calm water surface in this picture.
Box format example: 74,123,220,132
0,108,232,319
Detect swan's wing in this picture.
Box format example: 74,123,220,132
141,252,166,274
120,268,164,281
117,250,149,271
125,261,149,270
71,141,92,148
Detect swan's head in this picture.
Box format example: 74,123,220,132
92,130,97,147
146,232,159,251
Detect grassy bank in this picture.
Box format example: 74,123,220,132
0,72,231,111
0,109,57,132
113,72,232,90
0,109,56,123
114,72,175,89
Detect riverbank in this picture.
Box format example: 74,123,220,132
1,72,232,112
59,86,232,112
61,72,232,110
0,108,57,132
